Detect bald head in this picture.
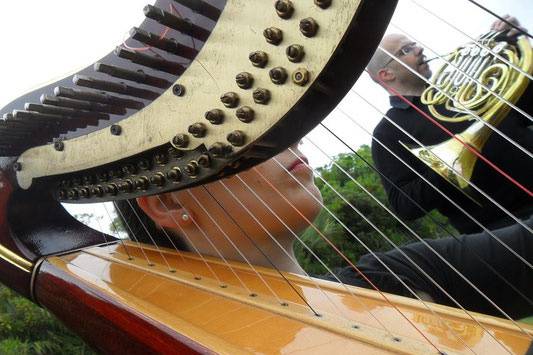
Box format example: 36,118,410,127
366,33,431,96
367,34,409,82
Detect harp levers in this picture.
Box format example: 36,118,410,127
1,0,533,354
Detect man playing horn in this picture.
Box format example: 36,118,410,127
367,16,533,234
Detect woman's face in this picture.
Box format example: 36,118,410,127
161,143,323,249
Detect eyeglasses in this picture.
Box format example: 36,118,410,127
383,42,418,67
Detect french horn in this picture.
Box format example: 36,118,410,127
407,32,532,194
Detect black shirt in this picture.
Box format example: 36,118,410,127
322,216,533,319
371,86,533,233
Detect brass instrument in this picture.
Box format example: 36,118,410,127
407,33,532,193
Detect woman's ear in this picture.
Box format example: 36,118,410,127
137,193,194,229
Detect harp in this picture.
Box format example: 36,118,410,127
1,1,533,354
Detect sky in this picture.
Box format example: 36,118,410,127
0,0,530,232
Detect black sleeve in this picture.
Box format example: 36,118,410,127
357,216,533,319
371,126,450,220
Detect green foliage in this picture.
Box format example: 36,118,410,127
109,215,127,235
0,285,95,355
295,146,455,275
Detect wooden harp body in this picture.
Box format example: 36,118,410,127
0,0,532,354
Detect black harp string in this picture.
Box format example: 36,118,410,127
229,175,374,329
389,22,533,124
334,102,533,270
465,0,533,40
376,46,533,164
245,168,473,346
320,123,533,309
407,0,533,81
296,139,532,339
201,185,321,316
114,201,155,266
351,85,533,236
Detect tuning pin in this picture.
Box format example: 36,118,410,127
115,47,185,75
172,0,221,21
143,5,210,41
73,75,159,100
95,62,171,89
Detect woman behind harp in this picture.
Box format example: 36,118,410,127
121,142,533,320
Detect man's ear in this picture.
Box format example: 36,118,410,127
137,193,194,229
377,68,395,83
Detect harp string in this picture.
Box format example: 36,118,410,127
267,158,444,352
349,88,533,235
103,203,134,260
155,195,227,286
125,199,174,271
114,201,155,266
231,173,386,331
91,207,114,255
320,123,533,309
334,103,533,270
296,140,532,339
171,193,261,292
464,0,533,40
206,183,320,315
249,167,477,350
389,22,533,124
373,49,533,181
185,188,281,297
407,0,533,81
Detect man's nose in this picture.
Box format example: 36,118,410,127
415,46,424,56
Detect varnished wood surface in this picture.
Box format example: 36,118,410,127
35,259,213,355
35,242,533,354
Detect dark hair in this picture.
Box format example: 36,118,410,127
114,199,188,251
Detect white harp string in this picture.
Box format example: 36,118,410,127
156,195,225,285
376,46,533,162
407,0,533,82
269,157,465,352
389,22,533,124
186,188,276,297
214,181,318,310
125,199,174,271
92,206,114,255
171,193,264,294
248,167,475,346
319,123,533,309
114,201,154,266
155,220,200,278
337,98,533,270
334,104,533,271
349,89,533,236
233,173,386,332
296,140,532,339
103,203,134,260
204,184,320,315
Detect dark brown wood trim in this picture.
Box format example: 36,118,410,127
34,260,214,355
